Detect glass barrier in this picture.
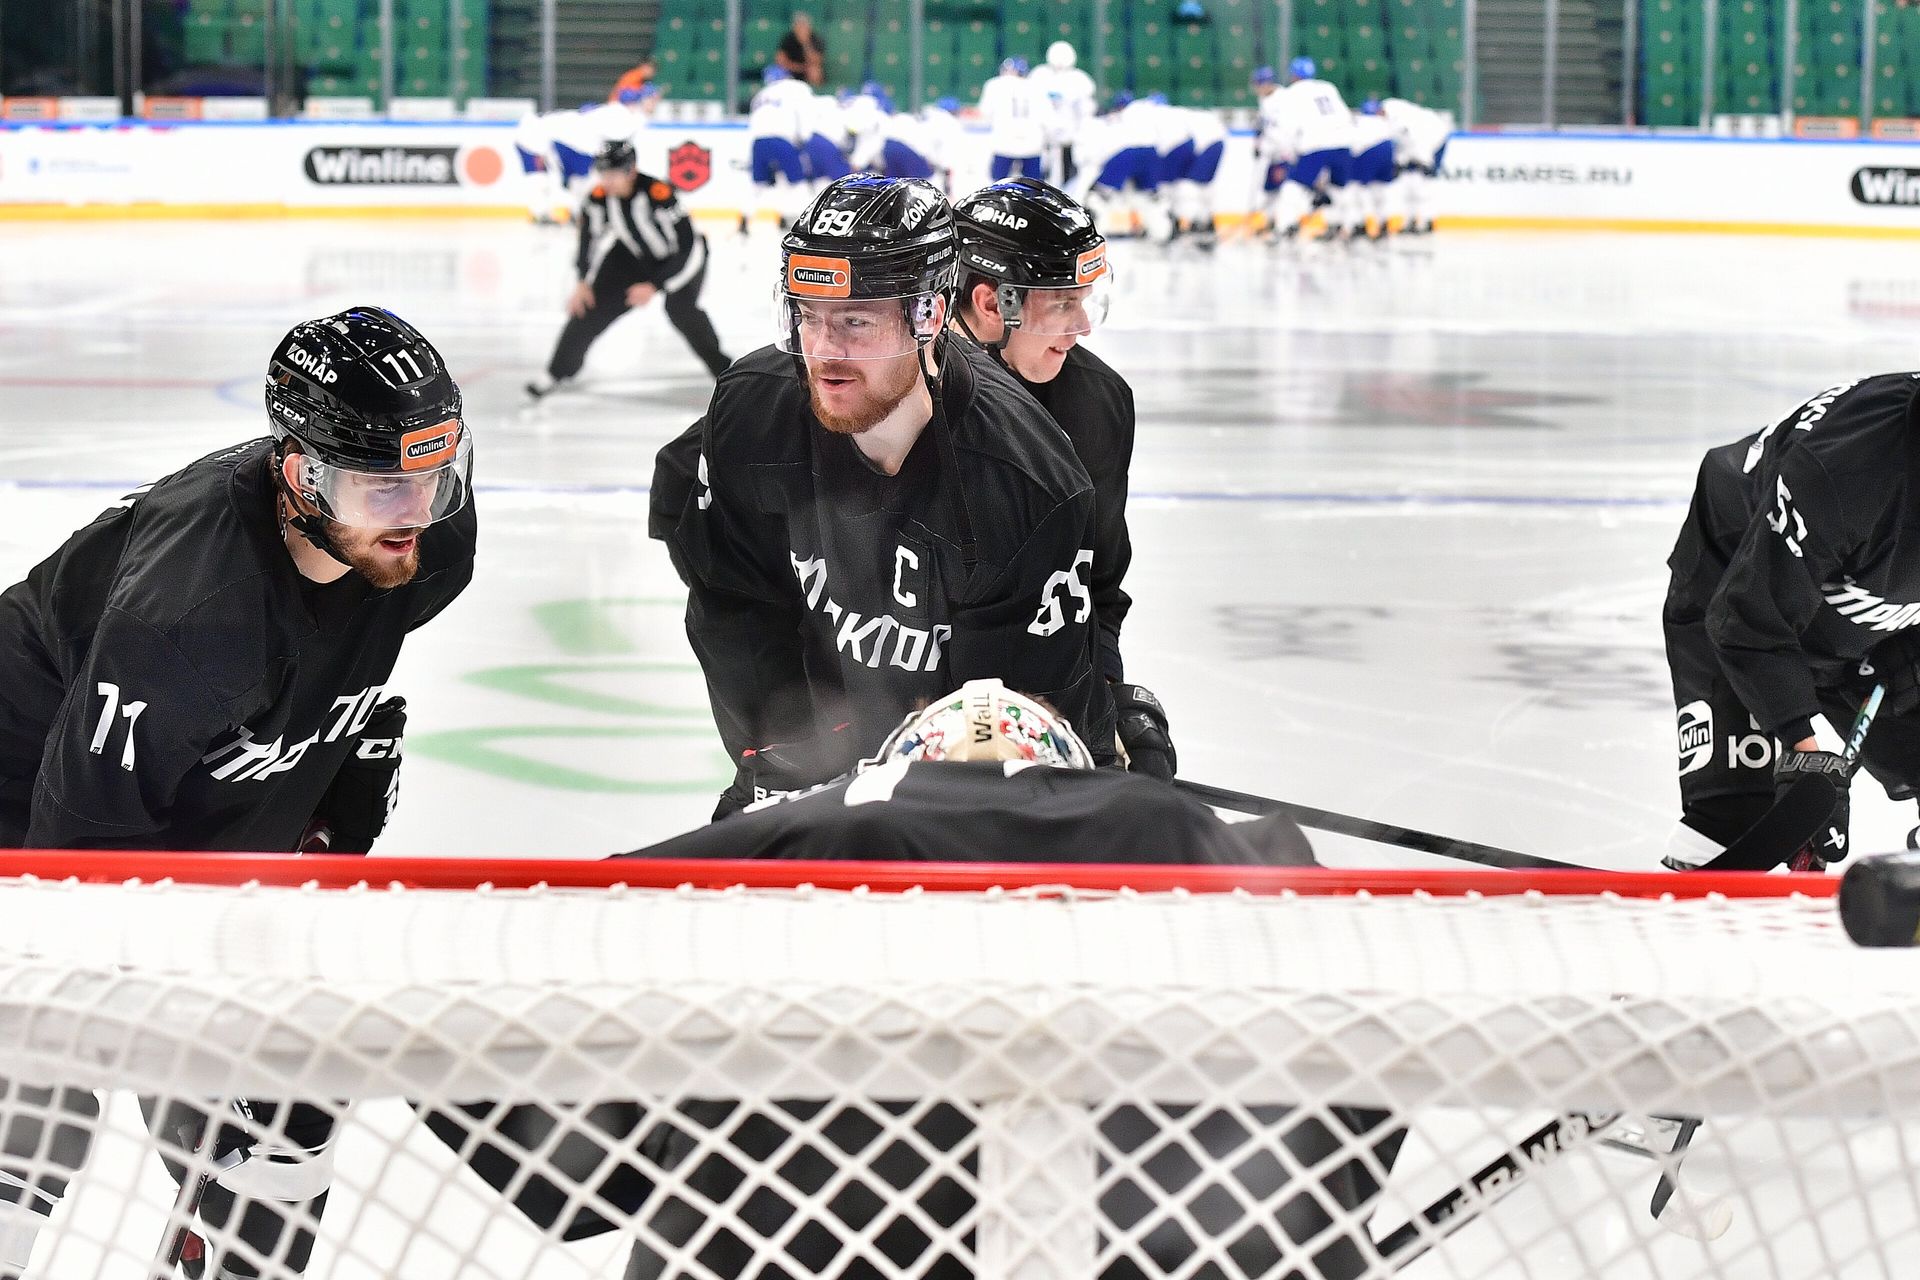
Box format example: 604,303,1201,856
1,0,117,100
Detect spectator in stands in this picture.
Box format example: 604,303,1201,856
775,12,827,87
609,59,655,102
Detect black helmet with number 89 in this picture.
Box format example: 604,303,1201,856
775,174,958,363
953,176,1112,344
264,305,472,539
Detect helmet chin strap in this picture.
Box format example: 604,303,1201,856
272,450,354,569
954,284,1022,353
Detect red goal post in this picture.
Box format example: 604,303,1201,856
0,855,1909,1280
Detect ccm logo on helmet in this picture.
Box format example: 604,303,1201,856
286,344,338,385
788,254,853,298
970,205,1028,229
399,420,460,471
1075,246,1108,283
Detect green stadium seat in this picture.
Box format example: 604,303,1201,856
824,17,864,87
184,15,228,63
229,13,266,62
956,19,997,84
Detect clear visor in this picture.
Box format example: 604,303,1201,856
1005,275,1113,337
774,289,945,361
297,429,473,530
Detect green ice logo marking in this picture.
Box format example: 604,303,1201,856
408,597,733,793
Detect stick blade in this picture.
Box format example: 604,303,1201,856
1701,775,1840,872
1654,1192,1736,1240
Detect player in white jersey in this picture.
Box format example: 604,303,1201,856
745,65,811,232
918,96,966,193
1347,97,1397,239
978,56,1048,179
1171,106,1227,243
802,84,851,187
841,80,890,171
514,87,655,223
1380,96,1453,234
1266,57,1357,241
1081,91,1164,238
1027,40,1097,187
879,106,937,180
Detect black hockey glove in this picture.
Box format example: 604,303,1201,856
1776,748,1852,867
1113,683,1177,781
311,696,406,854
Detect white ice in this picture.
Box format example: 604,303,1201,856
4,217,1918,1277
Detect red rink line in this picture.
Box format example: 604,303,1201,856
0,852,1841,899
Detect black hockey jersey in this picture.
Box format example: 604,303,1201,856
652,335,1116,804
0,439,475,850
624,759,1314,865
1007,343,1136,683
575,172,707,297
1669,373,1920,740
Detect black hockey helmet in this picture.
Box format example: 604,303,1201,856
776,173,958,360
594,137,637,171
953,176,1112,340
265,306,471,536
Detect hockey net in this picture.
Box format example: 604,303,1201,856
0,853,1912,1279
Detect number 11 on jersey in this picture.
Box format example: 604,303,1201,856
89,681,147,771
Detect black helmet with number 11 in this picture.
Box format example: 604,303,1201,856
264,306,472,557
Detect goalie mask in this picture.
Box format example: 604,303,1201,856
775,174,958,362
868,679,1096,770
953,176,1112,342
266,306,472,538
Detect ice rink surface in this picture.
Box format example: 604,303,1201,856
4,217,1919,1278
4,216,1918,864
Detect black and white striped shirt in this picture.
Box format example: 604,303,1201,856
574,173,706,295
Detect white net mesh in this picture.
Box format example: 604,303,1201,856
0,862,1913,1279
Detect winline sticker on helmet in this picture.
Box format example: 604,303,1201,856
296,424,472,531
867,679,1096,770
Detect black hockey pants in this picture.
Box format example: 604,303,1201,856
546,241,730,381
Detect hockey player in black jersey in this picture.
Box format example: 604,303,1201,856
0,306,476,1278
949,175,1177,780
1664,373,1920,870
650,173,1117,815
526,138,731,397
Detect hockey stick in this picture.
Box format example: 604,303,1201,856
150,1102,251,1279
1376,1110,1621,1272
1644,686,1886,1238
1175,778,1582,871
1701,684,1883,873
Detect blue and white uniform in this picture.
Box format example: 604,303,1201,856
747,67,811,224
979,59,1047,180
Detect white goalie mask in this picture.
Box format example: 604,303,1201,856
867,679,1096,771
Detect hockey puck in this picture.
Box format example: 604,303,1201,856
1838,852,1920,947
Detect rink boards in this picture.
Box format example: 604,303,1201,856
5,118,1920,236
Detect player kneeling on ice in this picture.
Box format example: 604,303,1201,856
1664,374,1920,872
649,173,1118,816
526,138,731,399
420,683,1404,1280
950,175,1176,778
0,307,477,1278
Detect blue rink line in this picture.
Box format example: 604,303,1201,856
2,477,1688,508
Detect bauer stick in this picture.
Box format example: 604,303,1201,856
1648,684,1885,1239
1377,1109,1622,1272
1701,684,1883,872
1175,778,1581,871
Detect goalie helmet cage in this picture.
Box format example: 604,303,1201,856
0,853,1914,1279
